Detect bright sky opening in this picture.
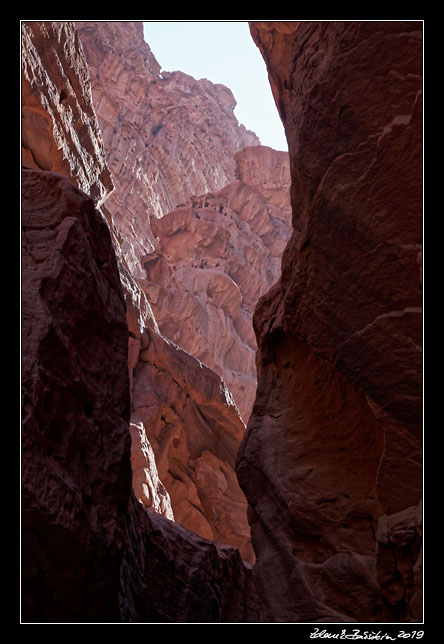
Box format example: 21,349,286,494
143,21,288,152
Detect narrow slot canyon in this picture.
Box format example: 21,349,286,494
21,21,423,626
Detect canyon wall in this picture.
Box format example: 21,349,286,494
21,21,113,206
236,20,423,622
72,21,290,554
21,19,260,618
21,164,258,622
75,21,259,280
142,145,291,422
21,20,422,624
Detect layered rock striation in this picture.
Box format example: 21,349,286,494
142,145,291,422
21,165,258,622
21,21,113,206
72,21,269,554
236,20,423,622
75,21,259,280
21,19,422,624
21,19,258,610
130,326,254,563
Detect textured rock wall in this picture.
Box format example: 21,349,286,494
131,327,254,563
75,21,259,280
71,21,257,552
70,23,273,553
21,22,113,206
21,167,131,621
120,494,259,622
236,20,423,622
21,18,422,624
21,168,257,623
21,20,257,619
142,145,291,422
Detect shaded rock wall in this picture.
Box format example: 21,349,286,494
236,20,423,622
21,167,131,621
21,18,422,624
119,494,259,622
21,166,258,622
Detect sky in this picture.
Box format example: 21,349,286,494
143,21,288,152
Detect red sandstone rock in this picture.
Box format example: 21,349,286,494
76,21,259,280
22,20,255,558
131,326,254,563
237,20,423,622
22,18,423,624
249,22,300,126
21,22,113,206
21,166,131,621
72,21,268,554
141,145,291,422
21,166,257,622
120,494,259,622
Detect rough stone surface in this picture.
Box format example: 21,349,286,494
22,19,423,624
21,166,257,622
249,21,300,126
131,327,254,564
21,166,131,622
141,145,291,422
21,21,113,206
22,19,255,561
237,20,423,622
119,494,260,623
76,21,259,280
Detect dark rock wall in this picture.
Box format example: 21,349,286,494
238,20,423,622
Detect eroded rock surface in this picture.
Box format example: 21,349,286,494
21,166,257,622
237,20,423,622
21,21,113,206
249,21,300,126
21,166,131,621
21,19,258,604
120,494,259,623
142,145,291,422
131,327,254,563
76,21,259,280
21,19,422,624
22,19,255,560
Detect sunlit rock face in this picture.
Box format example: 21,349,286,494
122,271,254,563
248,21,300,126
75,21,259,281
142,145,292,423
237,20,423,622
21,21,113,206
130,326,254,563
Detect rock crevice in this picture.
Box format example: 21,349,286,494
21,20,422,623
